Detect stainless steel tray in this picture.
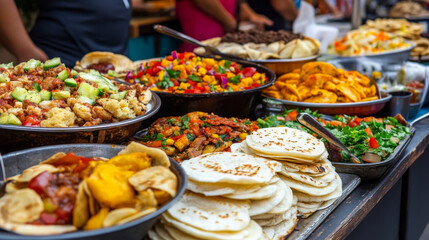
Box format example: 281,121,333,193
332,127,415,180
288,173,361,240
262,92,392,116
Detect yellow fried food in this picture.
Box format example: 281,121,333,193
84,208,110,230
86,162,135,209
262,62,378,103
108,152,152,172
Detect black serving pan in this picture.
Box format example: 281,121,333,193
0,93,161,153
0,143,187,240
331,126,415,181
152,59,276,118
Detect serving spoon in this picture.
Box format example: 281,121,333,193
153,24,245,61
297,113,362,163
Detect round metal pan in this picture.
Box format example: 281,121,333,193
324,43,414,66
0,144,187,240
262,91,392,116
151,59,276,118
0,93,161,152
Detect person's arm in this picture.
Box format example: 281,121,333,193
190,0,237,32
270,0,299,22
240,2,273,28
0,0,48,62
319,0,342,16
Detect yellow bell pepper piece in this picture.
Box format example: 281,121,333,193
239,132,248,140
86,162,135,209
161,59,170,68
83,208,109,230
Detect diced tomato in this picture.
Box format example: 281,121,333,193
22,114,41,127
348,120,358,128
54,152,81,167
251,83,260,88
152,66,161,75
205,65,212,71
145,68,153,75
364,127,372,136
173,80,179,86
166,56,173,61
369,137,379,148
28,171,53,196
178,53,185,59
188,80,197,86
288,110,298,121
185,89,195,93
55,203,74,224
137,71,144,78
40,212,57,225
241,67,256,78
354,117,362,124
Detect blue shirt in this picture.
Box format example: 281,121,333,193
29,0,131,67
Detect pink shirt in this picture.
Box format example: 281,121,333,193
175,0,237,52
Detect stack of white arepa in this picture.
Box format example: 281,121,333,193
231,127,342,218
148,152,298,240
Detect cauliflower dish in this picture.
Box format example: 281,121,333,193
0,58,152,127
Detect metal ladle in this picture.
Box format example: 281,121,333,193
297,113,362,163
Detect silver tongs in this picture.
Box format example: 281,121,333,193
297,113,361,164
0,153,8,197
153,25,245,61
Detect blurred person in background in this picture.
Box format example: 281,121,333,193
0,0,133,66
247,0,299,31
176,0,274,51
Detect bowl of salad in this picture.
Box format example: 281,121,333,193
125,52,276,118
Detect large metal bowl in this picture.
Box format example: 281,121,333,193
251,54,321,76
0,144,187,240
0,93,161,152
324,44,414,66
263,91,392,116
152,59,276,118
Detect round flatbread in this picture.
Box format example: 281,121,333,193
249,180,287,216
246,127,325,161
186,180,263,197
255,205,297,227
162,213,263,240
167,191,250,232
262,215,299,240
223,180,278,200
77,51,134,73
182,152,281,184
280,174,338,197
293,175,342,202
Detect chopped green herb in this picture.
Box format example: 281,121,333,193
229,75,240,84
188,74,201,82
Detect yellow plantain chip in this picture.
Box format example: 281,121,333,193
102,208,138,227
73,181,90,229
40,152,67,165
0,189,43,224
119,142,170,167
128,166,177,197
84,207,109,231
12,164,59,182
136,189,158,209
117,207,156,225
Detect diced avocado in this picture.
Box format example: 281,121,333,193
43,57,61,70
52,90,70,100
107,70,117,77
34,82,41,92
0,113,22,125
70,69,78,77
23,59,42,71
25,90,42,104
77,96,95,105
78,72,117,91
0,62,13,69
77,82,99,99
11,87,28,102
39,89,52,101
57,69,69,80
97,88,104,97
110,91,127,100
0,73,10,83
64,78,77,87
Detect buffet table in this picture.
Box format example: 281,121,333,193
308,110,429,239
